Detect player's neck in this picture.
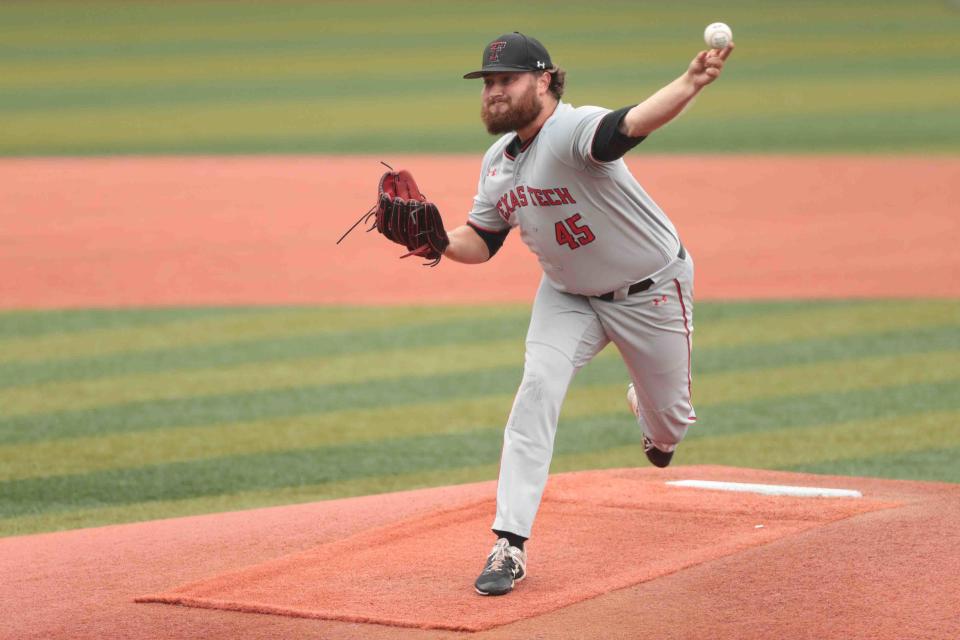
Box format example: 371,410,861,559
516,99,558,143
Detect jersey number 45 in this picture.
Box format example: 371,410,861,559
555,214,596,250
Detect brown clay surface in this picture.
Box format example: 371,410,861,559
135,472,897,632
1,155,958,308
2,466,958,640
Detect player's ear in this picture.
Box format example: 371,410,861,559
536,71,551,95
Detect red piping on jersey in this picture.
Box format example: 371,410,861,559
520,131,539,152
503,126,543,160
674,278,694,419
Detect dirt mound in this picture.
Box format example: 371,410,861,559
2,466,957,639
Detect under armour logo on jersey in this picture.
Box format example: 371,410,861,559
536,61,545,69
488,167,498,177
652,295,669,306
488,41,507,62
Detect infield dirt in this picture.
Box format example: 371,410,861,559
1,155,957,308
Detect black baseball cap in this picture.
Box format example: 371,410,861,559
463,32,553,79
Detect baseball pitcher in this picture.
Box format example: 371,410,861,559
346,31,734,596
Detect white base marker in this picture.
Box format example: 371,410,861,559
666,479,862,498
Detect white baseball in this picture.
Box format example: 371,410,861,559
704,22,732,49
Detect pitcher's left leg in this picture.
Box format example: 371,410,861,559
593,260,696,462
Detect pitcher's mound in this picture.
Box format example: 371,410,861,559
136,468,896,632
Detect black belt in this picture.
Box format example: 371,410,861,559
595,243,686,302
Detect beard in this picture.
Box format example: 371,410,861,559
480,81,543,135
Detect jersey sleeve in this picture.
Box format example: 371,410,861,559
466,154,510,234
591,105,646,162
545,105,610,169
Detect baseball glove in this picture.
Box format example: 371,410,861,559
337,165,450,266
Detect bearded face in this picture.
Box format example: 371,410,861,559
480,74,544,135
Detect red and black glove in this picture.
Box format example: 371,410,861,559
338,166,450,266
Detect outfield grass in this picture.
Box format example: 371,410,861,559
1,300,957,537
2,0,959,155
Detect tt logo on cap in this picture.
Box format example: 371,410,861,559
488,41,507,62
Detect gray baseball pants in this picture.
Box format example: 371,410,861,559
493,253,696,538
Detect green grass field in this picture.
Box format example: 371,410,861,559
2,0,959,155
2,300,958,537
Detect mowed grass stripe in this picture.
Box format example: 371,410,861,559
1,344,955,445
692,300,957,349
0,394,519,481
0,425,511,517
0,463,501,538
0,313,531,389
3,49,953,117
0,299,794,339
0,307,250,339
691,380,960,437
6,54,955,114
5,377,957,482
552,410,960,477
642,74,960,117
694,325,957,374
678,410,960,469
1,301,952,388
0,338,525,417
3,408,956,519
643,108,960,154
2,1,945,47
0,366,521,445
2,5,952,85
0,96,455,154
793,446,960,484
36,108,953,155
2,86,955,157
0,305,525,364
1,305,954,411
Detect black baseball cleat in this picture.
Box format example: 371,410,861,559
474,538,527,596
642,433,674,468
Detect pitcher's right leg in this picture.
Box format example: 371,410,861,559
491,277,609,539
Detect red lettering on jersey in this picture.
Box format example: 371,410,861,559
567,213,595,245
555,220,578,249
531,188,547,206
509,190,520,212
556,187,576,205
496,200,508,221
499,193,512,216
542,189,562,206
517,186,528,207
555,213,596,250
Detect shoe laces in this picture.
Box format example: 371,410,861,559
642,433,656,452
484,539,522,575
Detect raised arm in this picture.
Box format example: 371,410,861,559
620,44,734,138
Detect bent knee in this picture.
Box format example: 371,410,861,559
640,406,694,449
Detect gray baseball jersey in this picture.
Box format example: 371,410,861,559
471,101,697,540
468,101,684,295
